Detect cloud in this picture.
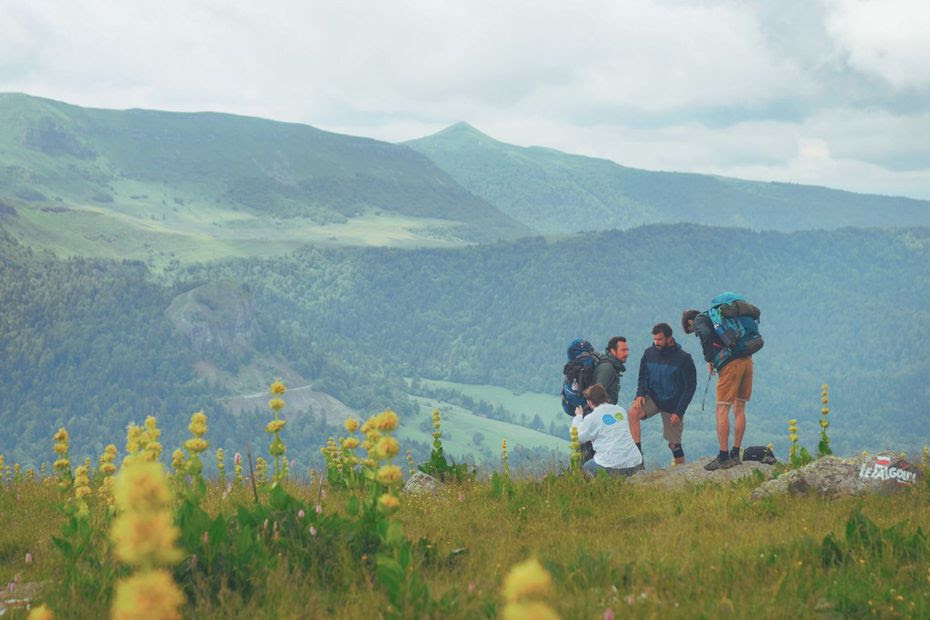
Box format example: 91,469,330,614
0,0,928,199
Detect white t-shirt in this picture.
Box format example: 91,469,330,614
571,403,643,469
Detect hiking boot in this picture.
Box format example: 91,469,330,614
704,456,735,471
729,447,742,464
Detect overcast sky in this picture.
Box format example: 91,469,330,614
3,0,929,199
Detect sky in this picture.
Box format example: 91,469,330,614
2,0,930,199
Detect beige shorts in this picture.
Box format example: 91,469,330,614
640,396,683,445
717,356,753,405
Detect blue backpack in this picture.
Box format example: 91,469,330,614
706,292,764,368
561,338,600,415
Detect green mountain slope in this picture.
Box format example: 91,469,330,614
406,122,930,234
0,94,528,263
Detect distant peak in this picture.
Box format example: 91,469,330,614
410,121,498,145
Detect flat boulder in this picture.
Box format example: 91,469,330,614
750,451,921,500
628,458,776,488
403,471,440,496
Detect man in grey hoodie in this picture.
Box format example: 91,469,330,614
594,336,628,405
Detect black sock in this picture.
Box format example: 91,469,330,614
718,450,729,460
731,446,740,457
636,442,642,454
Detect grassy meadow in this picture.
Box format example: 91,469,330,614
1,391,928,619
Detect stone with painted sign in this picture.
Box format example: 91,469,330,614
750,451,922,500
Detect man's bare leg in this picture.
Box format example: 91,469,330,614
733,399,747,449
715,403,731,451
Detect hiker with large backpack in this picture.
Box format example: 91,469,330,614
561,338,601,462
594,336,628,405
682,292,764,471
629,323,697,466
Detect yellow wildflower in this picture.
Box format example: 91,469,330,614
111,569,185,620
171,450,184,472
53,458,70,470
821,407,829,415
265,420,287,434
113,462,173,514
27,604,55,620
343,437,360,450
376,465,403,486
343,418,359,433
372,410,399,431
53,428,68,442
268,398,285,412
378,493,401,511
789,434,798,443
53,442,68,455
112,512,183,566
271,380,287,395
501,601,561,620
184,438,208,454
502,557,553,603
377,436,400,459
788,419,797,426
188,411,207,437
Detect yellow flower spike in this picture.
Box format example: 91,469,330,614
53,428,68,442
502,557,553,603
184,438,208,454
821,396,828,404
113,462,173,514
268,398,285,412
822,384,828,390
188,411,207,437
111,569,185,620
378,493,401,511
54,458,70,470
501,601,561,620
376,465,403,485
789,434,798,443
270,380,287,395
343,437,360,450
377,436,400,459
821,407,829,415
171,450,184,472
112,512,184,566
27,603,54,620
265,420,287,434
344,418,359,433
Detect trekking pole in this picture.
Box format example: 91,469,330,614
701,372,712,411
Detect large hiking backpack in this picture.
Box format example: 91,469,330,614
561,338,601,415
707,292,764,369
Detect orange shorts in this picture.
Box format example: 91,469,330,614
717,356,753,405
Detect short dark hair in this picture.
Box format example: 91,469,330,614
583,383,608,406
652,323,672,338
681,309,700,334
606,336,627,352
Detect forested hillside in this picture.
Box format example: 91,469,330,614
407,122,930,234
185,225,930,456
4,221,929,465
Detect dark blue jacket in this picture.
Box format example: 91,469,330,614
635,340,697,417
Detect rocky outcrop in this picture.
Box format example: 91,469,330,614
750,452,921,500
165,280,259,359
402,472,440,496
628,458,777,488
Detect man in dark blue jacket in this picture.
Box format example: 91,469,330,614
629,323,697,465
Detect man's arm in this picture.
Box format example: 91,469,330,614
571,410,597,443
692,314,717,363
674,353,697,417
593,359,613,390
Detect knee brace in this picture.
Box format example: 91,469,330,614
669,443,684,458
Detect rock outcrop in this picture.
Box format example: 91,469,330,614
750,452,921,500
628,458,777,488
403,472,440,496
165,280,259,360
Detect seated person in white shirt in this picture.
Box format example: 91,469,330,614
572,383,644,478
